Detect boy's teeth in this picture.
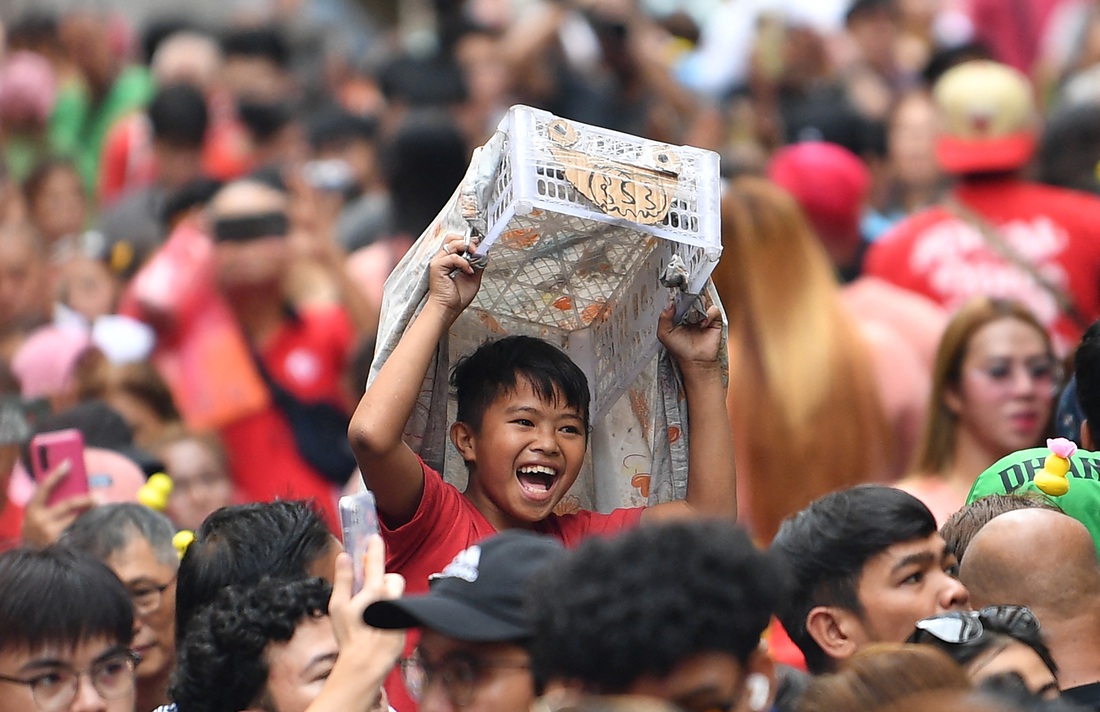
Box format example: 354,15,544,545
518,465,555,476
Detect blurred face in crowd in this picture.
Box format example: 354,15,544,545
946,317,1055,458
258,615,339,712
28,164,86,245
222,56,289,105
0,636,137,712
57,258,117,322
846,2,900,72
851,532,969,648
103,535,177,687
413,630,534,712
0,227,48,328
888,91,942,191
58,13,116,93
208,180,291,292
162,437,234,532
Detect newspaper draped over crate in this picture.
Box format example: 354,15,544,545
367,105,725,512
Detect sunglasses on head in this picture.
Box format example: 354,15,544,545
908,605,1040,645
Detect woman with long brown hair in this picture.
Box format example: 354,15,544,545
713,177,916,541
897,297,1058,524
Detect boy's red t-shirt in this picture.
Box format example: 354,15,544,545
383,456,644,595
380,455,643,711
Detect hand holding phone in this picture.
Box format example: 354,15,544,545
339,490,379,594
30,429,89,507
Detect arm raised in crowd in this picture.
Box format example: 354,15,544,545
643,303,737,521
348,232,483,528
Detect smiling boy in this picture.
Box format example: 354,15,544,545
349,230,736,592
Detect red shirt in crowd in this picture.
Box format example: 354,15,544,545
219,305,353,530
864,178,1100,354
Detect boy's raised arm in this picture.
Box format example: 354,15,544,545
348,233,484,528
644,303,738,522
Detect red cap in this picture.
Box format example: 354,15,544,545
767,141,870,248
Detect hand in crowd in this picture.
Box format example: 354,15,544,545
657,302,724,375
427,231,485,321
20,460,96,548
310,534,406,712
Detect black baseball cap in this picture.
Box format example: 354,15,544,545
363,530,564,642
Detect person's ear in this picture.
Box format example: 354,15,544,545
806,606,862,667
450,421,477,463
1082,420,1094,450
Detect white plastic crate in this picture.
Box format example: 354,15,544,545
450,105,722,421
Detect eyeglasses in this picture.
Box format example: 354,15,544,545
126,574,177,614
908,605,1041,645
401,652,531,707
0,649,140,712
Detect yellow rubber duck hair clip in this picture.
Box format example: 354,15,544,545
137,473,174,512
172,530,195,560
1035,438,1077,497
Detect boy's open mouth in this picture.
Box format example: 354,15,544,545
517,465,557,494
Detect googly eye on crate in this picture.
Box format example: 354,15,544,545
450,105,723,421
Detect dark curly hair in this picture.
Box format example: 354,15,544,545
175,500,335,638
526,520,782,693
171,577,332,712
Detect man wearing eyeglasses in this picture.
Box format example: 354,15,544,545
0,546,139,712
60,503,179,712
770,485,971,674
363,530,566,712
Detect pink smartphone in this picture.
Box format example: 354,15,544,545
30,429,89,507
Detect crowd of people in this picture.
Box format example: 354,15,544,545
5,0,1100,711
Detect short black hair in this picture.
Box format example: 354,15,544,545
307,107,377,151
383,108,468,238
236,100,294,144
162,177,224,228
770,485,938,673
175,500,333,638
220,26,290,68
0,546,133,653
1074,320,1100,429
149,83,209,148
171,577,331,712
527,521,782,692
451,335,591,433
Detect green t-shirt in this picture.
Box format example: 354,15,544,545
47,65,153,193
